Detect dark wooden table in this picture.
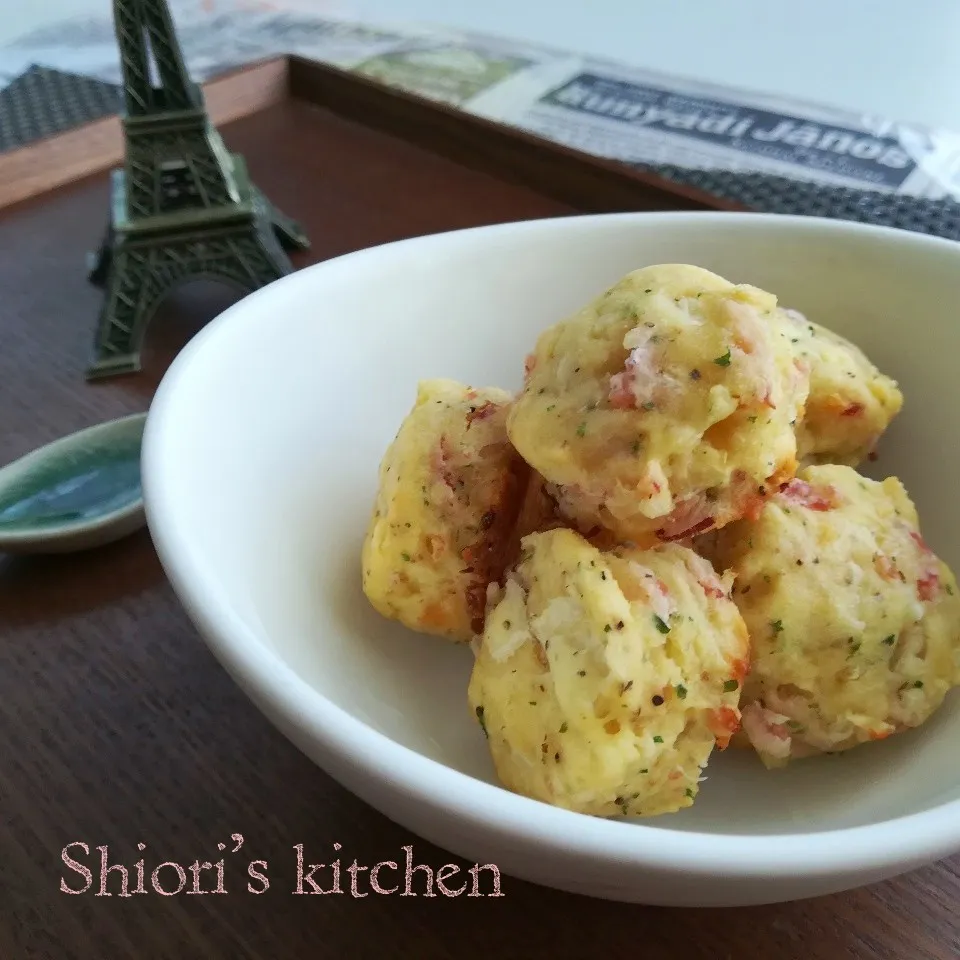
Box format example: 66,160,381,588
2,98,959,960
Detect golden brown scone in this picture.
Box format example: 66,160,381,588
361,379,529,641
467,528,749,817
507,264,810,547
777,309,903,466
701,464,960,767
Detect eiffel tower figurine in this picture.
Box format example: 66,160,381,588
85,0,310,379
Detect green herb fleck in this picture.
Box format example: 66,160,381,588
713,349,732,367
771,619,783,634
653,615,670,634
401,552,412,562
604,624,612,633
641,400,656,411
653,735,664,744
475,706,488,737
675,684,687,699
914,680,924,688
578,670,587,677
723,679,738,692
576,421,586,437
631,439,642,455
882,635,895,645
685,788,695,799
559,722,568,733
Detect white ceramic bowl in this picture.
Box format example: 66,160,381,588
142,211,960,907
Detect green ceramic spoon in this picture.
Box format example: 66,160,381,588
0,413,147,555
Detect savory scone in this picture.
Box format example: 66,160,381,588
361,379,529,642
777,308,903,466
467,527,749,817
507,264,810,546
702,464,960,767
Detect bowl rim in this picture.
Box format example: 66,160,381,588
142,209,960,881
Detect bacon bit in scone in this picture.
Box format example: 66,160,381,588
656,513,714,542
841,402,865,417
424,534,445,560
726,469,767,521
755,382,776,409
653,489,716,542
778,478,839,511
910,530,933,556
523,354,537,382
918,571,940,601
874,553,899,582
908,531,941,600
465,400,498,427
634,460,668,502
728,657,749,683
740,703,792,760
608,335,667,410
464,581,490,635
707,706,741,749
698,577,726,600
533,640,550,670
621,564,675,623
430,436,459,491
608,373,635,409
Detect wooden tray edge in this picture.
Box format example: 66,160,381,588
287,55,743,215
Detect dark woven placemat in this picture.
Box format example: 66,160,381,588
636,162,960,241
0,64,121,151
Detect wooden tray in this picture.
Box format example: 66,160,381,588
1,55,954,960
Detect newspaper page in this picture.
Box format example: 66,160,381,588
2,1,959,200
